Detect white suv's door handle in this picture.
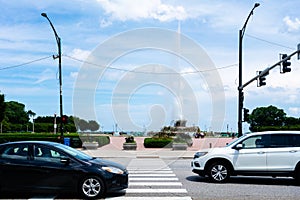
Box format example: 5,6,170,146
257,151,265,154
289,150,297,153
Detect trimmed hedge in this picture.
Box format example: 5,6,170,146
144,137,173,148
0,133,110,148
80,135,110,147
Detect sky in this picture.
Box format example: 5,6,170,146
1,0,300,133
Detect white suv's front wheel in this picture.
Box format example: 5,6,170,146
208,162,230,183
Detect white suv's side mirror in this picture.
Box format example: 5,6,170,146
234,144,243,150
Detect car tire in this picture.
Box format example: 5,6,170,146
79,176,105,199
208,161,230,183
294,166,300,184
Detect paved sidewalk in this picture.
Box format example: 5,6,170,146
83,136,235,159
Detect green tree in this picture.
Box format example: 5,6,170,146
77,118,89,132
35,116,54,123
284,117,300,126
88,120,100,132
0,94,5,123
4,101,29,124
27,110,36,120
248,105,286,132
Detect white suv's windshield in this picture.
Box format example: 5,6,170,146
226,134,247,147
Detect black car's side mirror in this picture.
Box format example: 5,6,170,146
60,156,70,165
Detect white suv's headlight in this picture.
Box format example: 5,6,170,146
102,166,124,174
193,152,208,159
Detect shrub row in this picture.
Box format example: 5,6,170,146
0,133,110,148
80,135,110,147
144,137,173,148
251,125,300,132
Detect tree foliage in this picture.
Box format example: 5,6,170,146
0,94,5,123
4,101,29,124
88,120,100,131
73,117,100,132
248,105,300,132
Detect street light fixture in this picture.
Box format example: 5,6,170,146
41,13,64,143
238,3,260,137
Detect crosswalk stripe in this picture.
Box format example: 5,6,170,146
123,158,192,200
129,182,182,186
125,188,187,193
129,177,178,181
129,173,176,177
128,170,173,174
127,168,171,171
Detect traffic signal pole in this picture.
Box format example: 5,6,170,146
238,3,260,137
240,49,300,90
238,48,300,135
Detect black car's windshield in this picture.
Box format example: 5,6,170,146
55,143,93,161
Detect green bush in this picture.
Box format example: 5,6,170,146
0,132,82,148
144,137,173,148
125,136,135,143
79,135,110,147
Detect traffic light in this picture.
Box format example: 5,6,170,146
61,115,68,124
281,54,291,73
239,91,244,109
257,71,268,87
243,108,249,122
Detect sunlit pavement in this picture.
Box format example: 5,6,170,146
82,136,234,159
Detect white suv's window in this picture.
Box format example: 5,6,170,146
241,135,265,149
270,134,300,148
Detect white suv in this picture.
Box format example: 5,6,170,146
191,131,300,183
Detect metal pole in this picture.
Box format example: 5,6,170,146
238,29,243,137
41,13,64,143
240,48,300,90
238,3,260,137
58,36,64,143
54,113,57,134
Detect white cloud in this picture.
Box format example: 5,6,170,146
97,0,187,22
69,48,91,61
34,69,55,84
283,16,300,32
288,107,300,116
286,94,298,104
70,72,78,79
100,19,112,28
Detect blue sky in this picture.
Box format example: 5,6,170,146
1,0,300,133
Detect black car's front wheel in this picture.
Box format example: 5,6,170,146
80,176,105,199
208,162,230,183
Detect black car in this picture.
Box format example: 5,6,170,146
0,141,128,199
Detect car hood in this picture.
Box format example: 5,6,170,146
89,158,127,171
197,146,229,154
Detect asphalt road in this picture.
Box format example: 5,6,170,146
1,157,300,199
166,158,300,200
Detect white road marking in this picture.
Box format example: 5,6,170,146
128,170,173,174
129,173,176,177
129,177,178,181
125,188,187,193
129,182,182,186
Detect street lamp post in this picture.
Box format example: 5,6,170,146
41,13,64,143
238,3,260,137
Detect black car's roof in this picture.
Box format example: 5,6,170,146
0,141,61,146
